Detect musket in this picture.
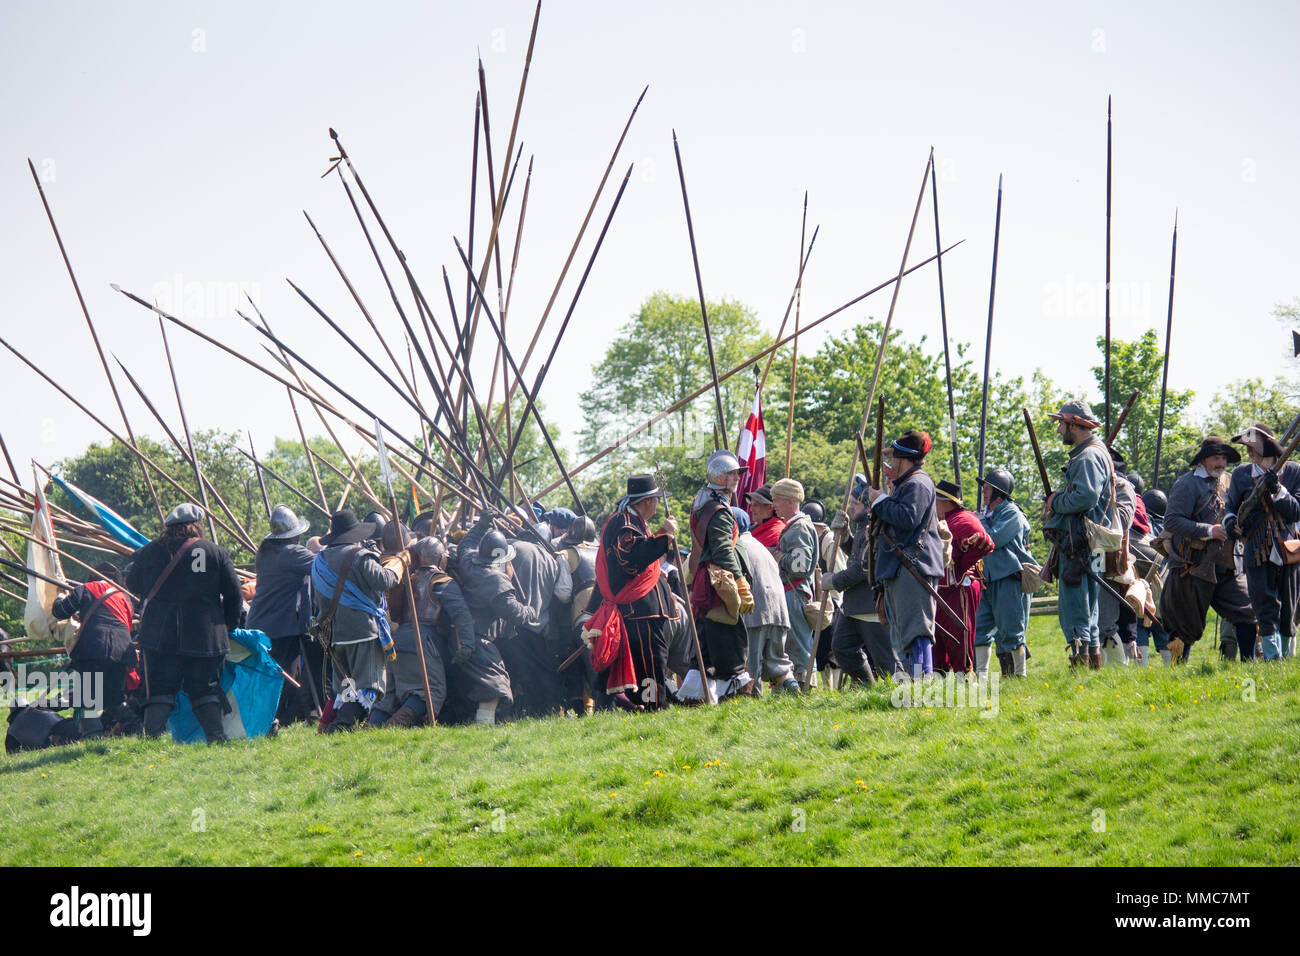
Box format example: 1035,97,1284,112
785,193,809,478
1234,428,1300,531
1105,389,1140,447
977,174,1003,480
498,163,636,474
0,333,253,552
876,524,969,644
1023,408,1053,497
1151,212,1178,488
248,432,273,521
27,158,165,527
532,240,965,499
673,130,728,442
803,150,934,687
157,314,220,543
655,469,716,705
931,153,961,486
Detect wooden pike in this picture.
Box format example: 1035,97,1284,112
785,192,809,478
803,150,935,687
248,432,273,521
0,524,142,600
494,85,649,430
0,332,255,552
27,158,165,527
157,314,220,543
672,129,728,442
977,174,1003,480
531,241,964,498
1151,212,1178,489
237,447,330,519
112,353,256,543
1104,95,1113,438
655,467,715,705
930,154,961,485
499,163,636,472
0,430,19,485
1105,389,1140,447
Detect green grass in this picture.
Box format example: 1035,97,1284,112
3,618,1297,866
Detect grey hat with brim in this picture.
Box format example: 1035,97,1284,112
165,502,205,526
264,504,311,541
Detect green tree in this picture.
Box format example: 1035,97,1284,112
578,292,772,456
1088,330,1199,487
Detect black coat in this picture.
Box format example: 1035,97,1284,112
584,509,674,622
52,582,134,663
126,536,242,657
245,540,314,638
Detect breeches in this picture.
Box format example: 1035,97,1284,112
975,575,1030,653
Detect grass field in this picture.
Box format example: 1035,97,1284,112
3,618,1297,866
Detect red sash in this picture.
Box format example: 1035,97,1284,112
588,515,663,694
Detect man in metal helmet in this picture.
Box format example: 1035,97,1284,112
975,467,1035,680
684,451,756,699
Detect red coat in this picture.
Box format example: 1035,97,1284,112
943,507,993,584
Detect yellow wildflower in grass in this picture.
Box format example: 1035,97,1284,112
833,723,840,730
609,791,617,798
417,857,423,863
682,764,691,770
644,780,651,786
353,851,362,858
1149,704,1155,711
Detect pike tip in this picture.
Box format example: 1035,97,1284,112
328,127,338,140
109,282,122,293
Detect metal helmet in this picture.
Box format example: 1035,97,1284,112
380,520,412,553
478,529,515,566
705,449,747,482
411,536,447,570
563,515,597,545
801,499,826,524
364,511,388,538
1141,489,1167,519
981,467,1015,500
411,510,437,537
1126,472,1146,494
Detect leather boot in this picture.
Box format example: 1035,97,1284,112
997,652,1014,677
326,700,364,733
1068,639,1085,669
142,695,174,738
1088,651,1102,670
191,700,229,744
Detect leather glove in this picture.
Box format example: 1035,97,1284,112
736,576,755,615
1223,515,1239,539
1263,470,1280,495
829,509,848,532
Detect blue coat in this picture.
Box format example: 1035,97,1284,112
1224,461,1300,569
871,466,944,582
1044,434,1112,534
245,540,315,639
979,499,1035,582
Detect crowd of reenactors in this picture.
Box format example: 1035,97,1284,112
11,400,1297,746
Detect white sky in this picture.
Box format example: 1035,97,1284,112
2,0,1297,489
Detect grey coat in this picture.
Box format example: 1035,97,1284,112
312,544,400,646
737,531,790,629
246,540,314,638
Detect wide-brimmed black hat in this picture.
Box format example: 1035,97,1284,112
320,509,378,546
625,473,661,503
935,480,964,507
263,504,311,541
1231,424,1284,459
1190,436,1240,467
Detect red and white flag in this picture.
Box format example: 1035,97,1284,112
735,385,766,503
